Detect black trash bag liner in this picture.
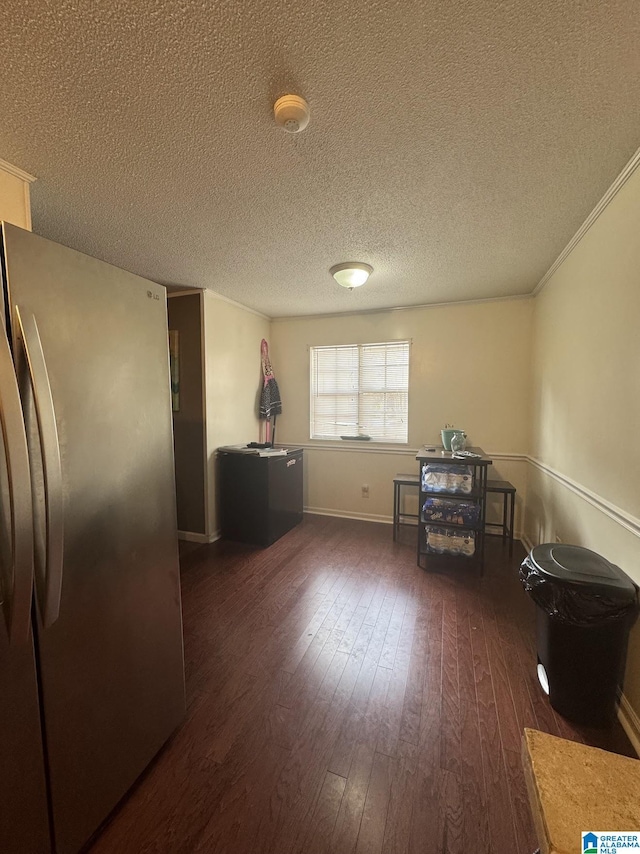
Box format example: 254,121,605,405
519,554,639,627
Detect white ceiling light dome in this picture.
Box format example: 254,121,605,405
273,94,310,133
330,262,373,290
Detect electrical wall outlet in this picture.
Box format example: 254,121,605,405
361,484,369,498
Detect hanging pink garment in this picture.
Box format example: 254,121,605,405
259,339,282,445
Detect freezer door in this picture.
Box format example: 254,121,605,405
0,313,50,853
0,630,51,854
2,223,185,854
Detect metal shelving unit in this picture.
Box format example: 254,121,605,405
416,446,493,573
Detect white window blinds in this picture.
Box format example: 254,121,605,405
310,341,409,443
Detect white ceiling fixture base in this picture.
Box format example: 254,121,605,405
273,95,310,133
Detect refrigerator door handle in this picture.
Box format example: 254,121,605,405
0,323,34,644
15,306,64,628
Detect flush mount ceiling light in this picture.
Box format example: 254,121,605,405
330,262,373,290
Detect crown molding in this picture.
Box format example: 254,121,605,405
165,285,270,320
0,158,36,183
203,288,271,320
533,144,640,296
271,293,531,323
167,288,203,298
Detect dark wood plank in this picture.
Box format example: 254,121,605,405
330,665,392,851
503,746,538,852
439,597,461,774
396,609,429,746
302,771,347,854
379,738,416,854
355,750,393,854
468,576,519,852
455,579,491,853
377,661,409,759
327,654,378,779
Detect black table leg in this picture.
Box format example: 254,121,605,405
509,489,515,556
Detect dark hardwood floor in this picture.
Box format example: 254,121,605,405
88,515,635,854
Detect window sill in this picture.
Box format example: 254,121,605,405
290,440,417,455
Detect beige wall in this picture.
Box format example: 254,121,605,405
203,291,271,535
0,161,33,230
271,298,533,526
526,163,640,721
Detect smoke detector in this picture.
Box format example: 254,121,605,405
274,94,310,133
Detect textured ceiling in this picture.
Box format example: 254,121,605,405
1,0,639,318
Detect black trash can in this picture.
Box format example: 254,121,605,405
519,543,639,726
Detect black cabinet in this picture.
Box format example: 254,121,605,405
218,449,304,546
416,446,492,572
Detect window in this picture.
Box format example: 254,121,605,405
310,341,409,443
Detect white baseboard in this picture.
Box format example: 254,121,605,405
305,508,528,543
305,507,393,525
520,532,534,554
618,693,640,757
178,529,220,544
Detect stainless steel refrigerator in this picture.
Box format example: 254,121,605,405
0,223,186,854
